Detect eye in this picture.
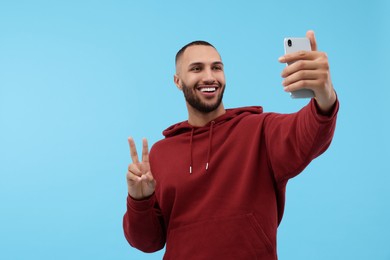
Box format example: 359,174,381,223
212,65,223,71
190,66,201,72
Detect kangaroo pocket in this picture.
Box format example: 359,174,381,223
164,213,275,260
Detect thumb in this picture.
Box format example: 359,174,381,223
306,30,317,51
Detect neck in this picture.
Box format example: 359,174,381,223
187,104,226,127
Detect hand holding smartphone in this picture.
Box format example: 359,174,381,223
283,37,315,99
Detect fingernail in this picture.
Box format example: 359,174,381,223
278,56,286,63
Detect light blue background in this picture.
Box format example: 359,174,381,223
1,1,389,259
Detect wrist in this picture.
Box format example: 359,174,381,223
314,89,337,115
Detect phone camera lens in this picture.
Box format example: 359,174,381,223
287,39,292,47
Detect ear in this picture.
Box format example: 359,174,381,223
174,74,182,91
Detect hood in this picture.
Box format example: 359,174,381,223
163,106,263,138
161,106,263,174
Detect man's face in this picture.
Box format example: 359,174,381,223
175,45,226,113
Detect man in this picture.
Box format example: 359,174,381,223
123,30,338,259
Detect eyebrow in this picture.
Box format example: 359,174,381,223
188,61,224,67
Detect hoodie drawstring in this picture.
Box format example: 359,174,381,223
189,121,215,174
189,128,194,174
205,121,215,172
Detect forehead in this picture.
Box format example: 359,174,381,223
180,45,222,65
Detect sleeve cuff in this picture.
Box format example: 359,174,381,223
310,95,339,123
127,193,156,212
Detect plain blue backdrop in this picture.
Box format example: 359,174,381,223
1,0,389,259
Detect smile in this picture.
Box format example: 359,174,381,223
197,85,219,93
200,87,217,93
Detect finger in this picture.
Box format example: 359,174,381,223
281,60,318,78
279,50,315,65
128,137,139,164
306,30,317,51
282,70,319,87
127,170,142,182
142,172,156,188
128,163,142,177
283,79,322,93
142,138,149,163
144,172,156,185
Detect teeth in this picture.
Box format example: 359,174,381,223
200,87,216,92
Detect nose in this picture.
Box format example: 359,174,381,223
202,67,216,84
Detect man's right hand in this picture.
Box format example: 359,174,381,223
126,137,156,200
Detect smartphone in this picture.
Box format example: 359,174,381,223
284,37,315,99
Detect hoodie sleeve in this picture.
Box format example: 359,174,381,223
123,194,166,253
263,98,339,183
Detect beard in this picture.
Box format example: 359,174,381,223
182,82,225,113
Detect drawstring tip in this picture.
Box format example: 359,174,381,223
205,163,209,171
189,166,192,174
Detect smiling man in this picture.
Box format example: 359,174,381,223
174,41,226,126
123,31,338,259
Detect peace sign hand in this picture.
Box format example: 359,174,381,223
126,137,156,200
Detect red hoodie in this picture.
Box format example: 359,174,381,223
123,99,338,259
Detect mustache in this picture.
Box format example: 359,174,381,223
195,82,222,88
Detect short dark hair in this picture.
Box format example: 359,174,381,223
175,40,215,65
